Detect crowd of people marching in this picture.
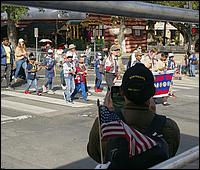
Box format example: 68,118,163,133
1,37,199,104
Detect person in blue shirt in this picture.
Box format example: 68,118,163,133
94,52,104,92
188,51,198,77
25,53,42,95
1,37,15,89
42,49,56,94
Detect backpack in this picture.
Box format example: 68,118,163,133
104,113,169,169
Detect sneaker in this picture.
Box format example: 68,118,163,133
61,84,66,90
5,86,13,90
87,92,92,96
14,78,18,83
83,99,88,102
47,90,55,94
37,92,42,96
67,100,74,104
42,85,47,93
24,90,31,94
63,92,67,101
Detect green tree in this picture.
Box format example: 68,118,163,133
146,1,199,52
1,5,29,49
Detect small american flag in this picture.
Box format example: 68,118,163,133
99,105,157,156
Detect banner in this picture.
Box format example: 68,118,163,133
153,70,174,98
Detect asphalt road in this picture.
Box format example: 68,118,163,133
1,70,199,169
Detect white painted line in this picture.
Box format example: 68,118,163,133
1,100,56,114
173,86,192,90
52,90,105,102
173,83,199,88
1,115,32,124
1,91,93,107
1,115,32,121
180,94,199,99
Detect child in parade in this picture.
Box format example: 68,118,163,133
42,49,56,94
71,57,88,102
63,54,76,103
24,53,42,95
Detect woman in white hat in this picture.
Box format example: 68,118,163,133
14,38,28,81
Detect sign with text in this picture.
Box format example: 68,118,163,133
153,70,174,98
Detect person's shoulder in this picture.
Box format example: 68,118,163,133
164,117,180,132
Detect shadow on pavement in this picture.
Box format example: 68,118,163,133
176,133,199,155
55,157,98,169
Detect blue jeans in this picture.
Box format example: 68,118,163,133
64,76,75,101
45,77,53,90
71,82,87,101
26,79,38,92
15,59,27,79
95,71,102,89
189,64,196,76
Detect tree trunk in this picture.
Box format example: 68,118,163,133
117,18,125,54
7,12,17,50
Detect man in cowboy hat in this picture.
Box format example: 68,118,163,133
66,44,78,65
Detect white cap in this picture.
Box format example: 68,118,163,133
168,53,174,58
48,49,53,53
18,38,24,43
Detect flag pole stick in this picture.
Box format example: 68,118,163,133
97,99,104,164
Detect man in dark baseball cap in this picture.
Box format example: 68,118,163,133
121,63,155,105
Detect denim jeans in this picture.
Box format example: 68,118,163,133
26,79,38,92
1,64,12,86
71,82,87,101
95,71,102,89
14,59,27,79
189,64,196,76
45,77,53,90
64,75,75,101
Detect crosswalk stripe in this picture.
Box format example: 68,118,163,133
173,86,193,90
1,115,32,122
1,91,93,108
2,100,57,114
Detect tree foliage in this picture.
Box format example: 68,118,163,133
1,5,29,22
147,1,199,10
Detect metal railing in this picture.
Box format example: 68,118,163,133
149,145,199,169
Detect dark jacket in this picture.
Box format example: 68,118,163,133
87,102,180,163
1,44,14,65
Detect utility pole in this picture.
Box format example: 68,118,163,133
163,22,167,46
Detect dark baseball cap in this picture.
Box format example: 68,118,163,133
121,63,155,104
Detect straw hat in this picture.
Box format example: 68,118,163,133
68,44,76,50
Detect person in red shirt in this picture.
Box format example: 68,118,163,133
71,57,88,102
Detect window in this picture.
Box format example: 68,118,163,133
134,29,141,37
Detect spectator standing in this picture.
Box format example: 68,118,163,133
42,49,56,94
1,37,15,89
14,38,28,81
63,54,76,103
188,51,198,77
71,57,88,102
24,53,42,95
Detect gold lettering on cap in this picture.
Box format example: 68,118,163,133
129,75,146,81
